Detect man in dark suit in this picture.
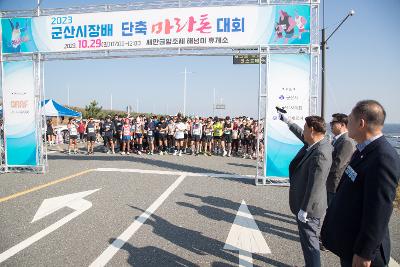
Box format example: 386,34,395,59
326,113,355,205
321,100,400,267
279,114,333,267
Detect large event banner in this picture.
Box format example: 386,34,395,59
1,5,310,54
2,61,38,166
266,54,310,178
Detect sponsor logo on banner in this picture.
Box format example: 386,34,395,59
2,61,38,166
266,54,310,178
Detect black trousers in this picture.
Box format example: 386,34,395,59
297,217,321,267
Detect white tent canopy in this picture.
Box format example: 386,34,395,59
42,99,81,117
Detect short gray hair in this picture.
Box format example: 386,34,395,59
352,100,386,130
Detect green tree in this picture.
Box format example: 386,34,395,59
84,100,102,119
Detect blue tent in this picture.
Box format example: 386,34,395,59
42,99,81,117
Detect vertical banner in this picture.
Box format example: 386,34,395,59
266,54,310,177
2,61,38,166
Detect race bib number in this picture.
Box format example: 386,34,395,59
88,128,95,133
148,130,153,136
70,128,77,135
193,129,201,135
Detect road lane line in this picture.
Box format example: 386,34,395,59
89,174,187,267
0,169,94,204
95,167,253,179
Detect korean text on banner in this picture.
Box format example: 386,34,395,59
1,5,310,54
266,54,310,178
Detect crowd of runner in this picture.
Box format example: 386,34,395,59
47,113,264,159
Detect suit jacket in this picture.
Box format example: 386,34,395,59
321,136,400,264
326,132,356,193
288,123,333,218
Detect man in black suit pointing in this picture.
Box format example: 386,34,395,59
278,110,332,267
321,100,400,267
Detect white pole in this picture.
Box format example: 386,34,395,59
36,0,41,16
110,94,113,110
67,86,70,106
183,67,187,117
213,88,216,117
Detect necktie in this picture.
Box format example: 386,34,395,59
331,137,336,145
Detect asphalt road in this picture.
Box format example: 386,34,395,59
0,144,399,266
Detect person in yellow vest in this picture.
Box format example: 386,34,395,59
212,117,224,155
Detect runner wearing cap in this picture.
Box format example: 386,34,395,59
191,117,203,156
113,114,123,152
167,118,176,154
203,118,214,156
134,116,144,155
174,118,186,156
212,117,224,155
242,120,253,159
86,117,97,155
157,117,168,155
145,117,156,155
67,118,79,154
223,116,233,157
102,116,116,154
121,118,133,155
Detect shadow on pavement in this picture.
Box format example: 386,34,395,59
185,193,296,224
112,238,197,266
228,162,257,168
124,205,293,267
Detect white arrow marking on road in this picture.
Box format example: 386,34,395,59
224,200,271,267
0,189,100,264
390,257,400,267
32,189,100,222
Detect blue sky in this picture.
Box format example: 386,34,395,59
1,0,399,122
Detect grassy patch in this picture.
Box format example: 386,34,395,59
396,185,400,209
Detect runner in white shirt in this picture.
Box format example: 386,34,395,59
167,118,176,154
134,116,144,155
67,118,79,154
174,118,186,156
191,116,203,156
203,118,214,156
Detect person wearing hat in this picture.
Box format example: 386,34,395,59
102,115,116,154
156,117,168,155
113,114,123,153
145,116,156,155
203,118,214,156
191,116,203,155
120,118,133,155
67,118,79,154
212,117,224,155
222,116,233,157
86,117,97,155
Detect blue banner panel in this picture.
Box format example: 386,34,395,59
266,54,310,177
2,61,38,166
